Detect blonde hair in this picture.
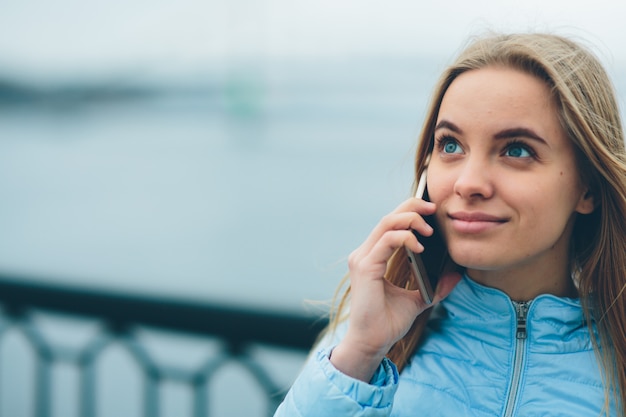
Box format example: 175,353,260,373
328,32,626,413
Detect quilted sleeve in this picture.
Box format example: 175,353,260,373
273,347,399,417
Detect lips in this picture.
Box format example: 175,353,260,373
448,211,508,234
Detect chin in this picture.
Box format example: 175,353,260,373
448,247,501,271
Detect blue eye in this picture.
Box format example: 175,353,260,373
504,143,532,158
442,139,462,154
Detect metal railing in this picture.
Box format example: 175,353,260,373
0,273,327,417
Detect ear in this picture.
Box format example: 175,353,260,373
575,189,596,214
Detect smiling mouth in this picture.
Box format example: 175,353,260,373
448,212,508,234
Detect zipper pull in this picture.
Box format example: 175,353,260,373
515,301,530,339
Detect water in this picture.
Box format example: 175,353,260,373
0,69,432,311
0,63,434,416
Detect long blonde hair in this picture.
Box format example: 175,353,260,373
328,32,626,412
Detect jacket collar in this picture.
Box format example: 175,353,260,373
432,274,593,353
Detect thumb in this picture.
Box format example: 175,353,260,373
432,271,463,303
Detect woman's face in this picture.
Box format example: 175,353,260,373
427,66,594,298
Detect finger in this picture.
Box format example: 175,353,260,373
359,209,435,256
349,229,417,282
349,198,438,270
379,212,434,237
390,197,437,215
366,229,421,268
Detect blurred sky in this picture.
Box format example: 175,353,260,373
0,0,624,84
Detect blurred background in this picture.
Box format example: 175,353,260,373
0,0,625,416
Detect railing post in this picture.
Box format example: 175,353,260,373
34,356,51,417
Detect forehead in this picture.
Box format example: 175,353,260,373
436,66,564,139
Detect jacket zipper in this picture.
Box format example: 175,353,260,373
502,301,530,417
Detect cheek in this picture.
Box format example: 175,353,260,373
514,181,580,234
425,171,452,204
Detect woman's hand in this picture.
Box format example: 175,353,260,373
329,198,462,382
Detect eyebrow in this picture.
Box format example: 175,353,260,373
435,120,548,145
494,128,547,145
435,120,462,133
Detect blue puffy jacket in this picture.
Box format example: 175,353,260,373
275,275,616,416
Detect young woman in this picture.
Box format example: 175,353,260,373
275,33,626,416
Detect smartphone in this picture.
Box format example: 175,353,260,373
404,166,452,304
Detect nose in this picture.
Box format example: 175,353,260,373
453,157,494,200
